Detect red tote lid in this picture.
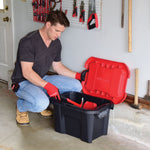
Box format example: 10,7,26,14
82,57,130,104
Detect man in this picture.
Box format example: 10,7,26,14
11,10,82,126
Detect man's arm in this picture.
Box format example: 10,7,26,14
21,61,47,87
21,61,61,99
52,61,76,78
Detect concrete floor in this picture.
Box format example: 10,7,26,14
0,82,149,150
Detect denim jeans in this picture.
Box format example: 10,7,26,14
15,75,82,112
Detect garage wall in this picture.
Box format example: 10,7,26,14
12,0,42,55
12,0,150,98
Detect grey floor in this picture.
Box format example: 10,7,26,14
0,82,149,150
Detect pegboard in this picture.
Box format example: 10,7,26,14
32,0,64,23
63,0,102,30
31,0,102,30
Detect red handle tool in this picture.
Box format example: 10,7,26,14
72,0,77,17
66,98,97,110
79,10,85,22
73,7,77,17
87,13,98,29
79,1,85,23
87,0,98,30
66,98,83,108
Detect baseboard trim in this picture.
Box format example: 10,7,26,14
0,79,8,84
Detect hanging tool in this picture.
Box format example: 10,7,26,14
32,1,38,9
121,0,124,28
49,0,56,11
58,0,67,15
144,80,150,101
72,0,78,17
79,1,85,23
38,0,41,6
87,0,98,30
128,0,132,52
49,0,62,11
131,68,142,109
41,0,45,7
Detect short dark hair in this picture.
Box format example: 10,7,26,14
45,10,70,27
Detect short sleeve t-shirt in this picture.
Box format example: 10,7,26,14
11,30,61,83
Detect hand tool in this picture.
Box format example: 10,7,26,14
121,0,124,28
64,10,68,15
87,0,98,30
72,0,77,17
55,0,67,15
82,101,97,110
79,1,85,23
128,0,132,52
32,1,38,9
11,82,20,92
67,98,97,110
61,96,97,110
41,0,45,7
144,80,150,101
131,68,142,109
49,0,62,11
38,0,41,6
66,97,84,108
49,0,56,11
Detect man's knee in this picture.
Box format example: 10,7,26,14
34,98,50,112
73,80,82,92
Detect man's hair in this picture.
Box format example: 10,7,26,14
45,10,70,27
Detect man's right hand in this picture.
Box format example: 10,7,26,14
44,82,61,100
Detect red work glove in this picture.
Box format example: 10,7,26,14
44,82,61,100
75,72,82,81
75,70,89,81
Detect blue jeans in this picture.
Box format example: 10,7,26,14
15,75,82,112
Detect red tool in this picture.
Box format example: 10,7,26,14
66,97,97,110
72,0,77,17
66,98,84,108
79,1,85,23
82,101,97,110
49,0,62,11
87,0,98,30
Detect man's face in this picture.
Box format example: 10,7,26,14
46,22,65,41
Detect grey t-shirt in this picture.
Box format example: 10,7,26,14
11,30,61,83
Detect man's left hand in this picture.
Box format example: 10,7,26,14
75,70,88,81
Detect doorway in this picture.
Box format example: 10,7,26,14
0,0,13,82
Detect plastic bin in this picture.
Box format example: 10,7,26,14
51,57,130,143
52,92,114,143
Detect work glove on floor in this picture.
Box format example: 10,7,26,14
44,82,61,100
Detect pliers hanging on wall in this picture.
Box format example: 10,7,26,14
79,1,85,23
72,0,77,17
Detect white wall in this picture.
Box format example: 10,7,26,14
12,0,43,57
12,0,150,98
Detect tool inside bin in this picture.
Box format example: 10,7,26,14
60,91,114,110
